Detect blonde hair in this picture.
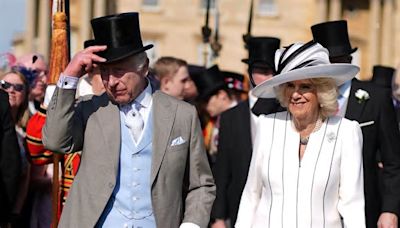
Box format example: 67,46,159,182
275,78,338,119
153,56,187,80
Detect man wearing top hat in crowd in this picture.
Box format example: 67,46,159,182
192,65,239,163
220,70,247,102
312,20,400,228
210,37,284,228
43,12,215,228
370,66,400,122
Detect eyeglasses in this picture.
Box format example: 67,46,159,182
0,80,25,92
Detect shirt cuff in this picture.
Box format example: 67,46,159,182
179,222,200,228
57,74,79,89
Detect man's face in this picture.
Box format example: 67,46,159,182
250,67,274,86
183,78,198,101
162,66,190,100
206,90,230,117
100,57,148,105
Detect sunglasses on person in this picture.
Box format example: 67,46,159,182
0,80,25,92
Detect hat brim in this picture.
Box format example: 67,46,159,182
98,44,154,64
198,83,226,101
330,47,358,58
252,64,359,98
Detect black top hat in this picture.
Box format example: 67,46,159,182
192,65,226,101
90,12,153,63
242,37,280,69
371,65,395,88
221,71,247,92
311,20,357,57
188,64,206,81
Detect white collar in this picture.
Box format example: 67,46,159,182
248,90,257,109
134,81,152,109
120,81,153,113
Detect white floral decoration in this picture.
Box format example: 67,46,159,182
355,89,370,103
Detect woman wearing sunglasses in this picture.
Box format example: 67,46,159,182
0,69,32,226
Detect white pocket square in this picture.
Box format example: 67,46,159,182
171,136,186,146
359,121,374,127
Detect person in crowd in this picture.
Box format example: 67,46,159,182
221,70,247,102
236,41,365,228
15,53,48,115
1,69,31,227
153,56,191,100
0,89,21,227
312,20,400,228
211,36,282,228
184,64,202,103
43,12,215,228
192,65,239,162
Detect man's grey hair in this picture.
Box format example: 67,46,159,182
130,52,148,72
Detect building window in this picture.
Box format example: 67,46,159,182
142,0,159,7
258,0,278,17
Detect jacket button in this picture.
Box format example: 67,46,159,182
108,182,114,188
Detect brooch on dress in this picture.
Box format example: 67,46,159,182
327,132,336,143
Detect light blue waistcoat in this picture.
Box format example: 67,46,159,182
97,110,156,228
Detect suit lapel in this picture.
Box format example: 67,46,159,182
151,92,177,185
239,101,252,150
95,94,121,176
345,82,367,121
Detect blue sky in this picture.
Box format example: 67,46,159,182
0,0,26,53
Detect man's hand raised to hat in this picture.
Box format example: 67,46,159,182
63,45,107,78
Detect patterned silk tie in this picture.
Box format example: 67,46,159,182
124,102,144,142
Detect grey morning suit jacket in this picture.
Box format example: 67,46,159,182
43,88,216,228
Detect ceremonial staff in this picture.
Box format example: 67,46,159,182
48,0,70,227
243,0,254,49
211,0,222,59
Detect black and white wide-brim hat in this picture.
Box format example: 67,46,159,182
252,41,359,98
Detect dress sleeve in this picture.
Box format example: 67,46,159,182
235,116,267,228
338,120,366,228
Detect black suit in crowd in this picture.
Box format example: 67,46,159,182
211,99,284,226
0,90,21,224
345,79,400,228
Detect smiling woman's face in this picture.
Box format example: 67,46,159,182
284,79,319,120
1,72,27,109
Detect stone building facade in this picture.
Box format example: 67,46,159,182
13,0,400,79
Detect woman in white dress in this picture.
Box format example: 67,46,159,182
235,41,365,228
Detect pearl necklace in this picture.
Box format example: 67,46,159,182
298,117,323,146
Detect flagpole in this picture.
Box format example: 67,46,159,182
49,0,70,226
201,0,212,67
